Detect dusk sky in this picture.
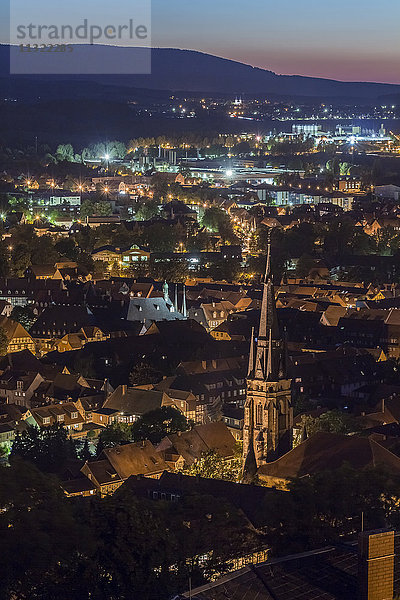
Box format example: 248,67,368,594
2,0,399,83
151,0,399,84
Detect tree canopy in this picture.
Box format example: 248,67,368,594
131,406,189,445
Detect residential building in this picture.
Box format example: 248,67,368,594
81,440,170,496
0,316,36,354
102,385,172,423
25,401,85,436
156,421,237,470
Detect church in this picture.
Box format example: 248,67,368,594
242,232,293,481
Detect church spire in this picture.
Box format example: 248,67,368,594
247,327,255,378
174,284,178,312
182,284,187,318
163,280,169,302
254,228,281,381
243,227,293,471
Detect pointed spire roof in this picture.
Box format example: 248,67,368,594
253,228,283,381
258,228,279,341
182,284,187,318
163,280,169,302
247,327,255,378
174,284,178,312
241,441,257,484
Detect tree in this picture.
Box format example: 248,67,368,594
297,410,359,440
0,240,10,277
0,326,8,355
76,252,94,276
96,423,132,457
31,236,60,267
142,223,182,252
93,201,112,216
80,200,95,219
11,305,36,330
55,144,75,162
10,424,77,473
152,173,169,201
182,443,242,482
129,361,162,386
0,460,85,600
0,442,9,458
54,238,79,260
295,254,315,278
131,406,189,445
12,243,31,276
283,222,317,257
149,258,189,282
263,465,400,556
135,199,160,221
79,438,92,462
208,259,241,282
187,230,213,252
201,206,228,233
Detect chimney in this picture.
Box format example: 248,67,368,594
121,385,127,396
358,529,394,600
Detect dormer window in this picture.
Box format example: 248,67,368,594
43,417,50,425
71,412,78,419
57,414,65,422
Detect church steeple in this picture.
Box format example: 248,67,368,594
174,284,178,312
242,228,293,475
182,284,187,318
253,229,282,381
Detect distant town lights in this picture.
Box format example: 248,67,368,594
225,169,233,177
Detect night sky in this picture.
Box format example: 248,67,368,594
2,0,399,83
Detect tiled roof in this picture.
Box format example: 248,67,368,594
157,422,236,466
103,440,170,479
184,546,362,599
258,432,400,480
103,386,167,416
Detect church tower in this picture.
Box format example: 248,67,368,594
242,230,293,480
